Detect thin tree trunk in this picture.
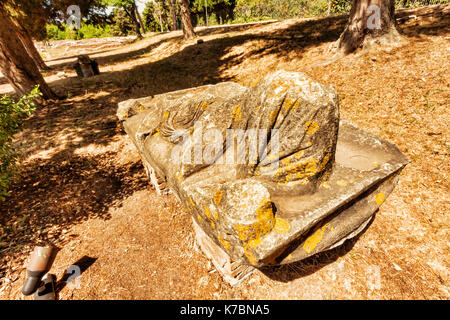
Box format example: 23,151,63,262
134,3,146,34
336,0,401,54
15,21,50,71
205,0,208,26
169,0,178,30
0,7,57,99
178,0,196,39
124,5,143,39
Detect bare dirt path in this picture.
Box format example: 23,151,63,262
0,5,449,299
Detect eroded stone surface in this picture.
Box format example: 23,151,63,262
117,71,408,267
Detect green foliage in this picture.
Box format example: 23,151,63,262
395,0,449,8
233,0,448,22
192,0,235,11
191,0,237,25
109,7,134,36
46,22,115,40
234,0,302,21
6,0,111,40
101,0,135,7
0,87,41,201
329,0,352,14
33,0,450,40
142,0,172,32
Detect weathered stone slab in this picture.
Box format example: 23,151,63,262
117,70,408,268
192,217,254,286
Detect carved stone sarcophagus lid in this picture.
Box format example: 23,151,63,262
117,71,408,268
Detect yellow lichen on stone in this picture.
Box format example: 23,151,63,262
232,105,242,122
269,109,278,124
280,150,304,166
218,234,231,250
337,180,348,187
204,206,212,219
305,158,317,176
320,181,331,189
248,237,262,248
303,223,329,254
213,189,223,207
119,112,128,119
185,201,190,210
244,244,258,265
152,128,160,137
375,192,386,206
274,217,290,234
267,153,278,162
305,120,320,135
319,152,332,171
283,98,300,112
273,158,318,181
256,198,275,225
234,224,250,241
285,173,310,184
201,101,209,110
283,98,294,112
251,78,262,87
234,198,275,242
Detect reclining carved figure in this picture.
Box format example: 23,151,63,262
117,71,408,267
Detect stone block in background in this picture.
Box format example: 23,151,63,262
73,55,99,78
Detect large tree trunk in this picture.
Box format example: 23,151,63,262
168,0,178,30
178,0,196,39
15,21,50,71
336,0,402,54
0,7,57,99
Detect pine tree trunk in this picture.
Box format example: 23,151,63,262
134,3,146,34
0,7,57,99
125,4,143,39
15,21,50,71
178,0,196,39
337,0,402,54
169,0,178,30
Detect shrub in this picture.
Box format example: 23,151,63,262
0,87,41,201
46,23,116,41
